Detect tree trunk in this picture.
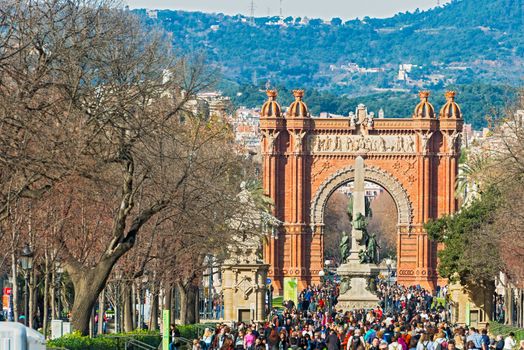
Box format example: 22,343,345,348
43,254,50,337
161,284,172,328
150,284,159,330
170,287,176,324
177,282,199,325
50,268,57,320
136,283,142,329
132,282,137,329
98,289,105,335
11,251,19,322
123,282,134,332
29,268,34,328
67,260,114,336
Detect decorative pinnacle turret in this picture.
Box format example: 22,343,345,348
445,91,456,100
419,91,430,100
266,90,278,100
292,89,304,100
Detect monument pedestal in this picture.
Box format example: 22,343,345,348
337,257,380,310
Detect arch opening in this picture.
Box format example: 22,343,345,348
310,164,413,276
310,165,413,229
323,180,399,268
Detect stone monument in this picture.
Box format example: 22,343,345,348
221,182,281,322
337,156,381,310
221,246,269,322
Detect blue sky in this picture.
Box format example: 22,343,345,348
126,0,451,20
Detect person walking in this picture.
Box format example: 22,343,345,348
268,328,280,350
169,324,181,350
503,333,516,350
327,329,341,350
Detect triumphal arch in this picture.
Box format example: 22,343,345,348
260,90,463,291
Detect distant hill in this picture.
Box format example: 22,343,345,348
138,0,523,88
135,0,523,127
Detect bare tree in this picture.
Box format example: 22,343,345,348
0,0,222,334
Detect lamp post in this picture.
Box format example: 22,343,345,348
385,257,392,313
20,244,34,326
318,270,325,285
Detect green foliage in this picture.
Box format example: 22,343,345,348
224,82,517,129
134,0,521,129
489,322,524,342
177,324,202,339
135,0,523,98
425,186,502,284
47,330,161,350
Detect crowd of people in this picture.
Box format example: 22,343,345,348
170,281,524,350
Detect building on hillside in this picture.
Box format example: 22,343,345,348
186,92,231,120
146,9,158,19
397,64,415,81
231,107,261,153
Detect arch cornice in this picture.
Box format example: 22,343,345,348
310,165,414,228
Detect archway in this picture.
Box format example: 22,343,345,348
323,180,398,267
310,165,412,228
260,90,463,292
311,165,410,284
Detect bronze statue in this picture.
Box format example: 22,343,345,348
339,231,350,263
366,233,380,264
353,213,370,247
358,249,369,264
353,212,366,230
340,277,351,294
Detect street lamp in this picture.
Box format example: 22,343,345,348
318,270,325,285
20,244,34,326
385,257,393,313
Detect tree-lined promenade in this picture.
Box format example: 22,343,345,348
0,0,523,344
0,0,267,336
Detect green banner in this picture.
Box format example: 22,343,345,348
163,309,170,350
283,277,298,306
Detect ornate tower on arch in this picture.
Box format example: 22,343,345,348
260,89,463,293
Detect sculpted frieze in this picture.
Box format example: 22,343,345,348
308,134,416,154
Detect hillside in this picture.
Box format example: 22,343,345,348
139,0,523,88
136,0,523,127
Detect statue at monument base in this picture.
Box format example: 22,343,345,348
336,261,381,310
336,155,380,310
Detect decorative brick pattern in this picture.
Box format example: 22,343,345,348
260,92,462,292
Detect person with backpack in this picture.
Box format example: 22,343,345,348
417,333,434,350
384,326,395,344
389,334,404,350
433,332,448,350
347,329,366,350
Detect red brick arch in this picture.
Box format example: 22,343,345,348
260,93,463,292
309,165,413,228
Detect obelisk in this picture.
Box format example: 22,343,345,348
336,155,380,310
350,156,366,257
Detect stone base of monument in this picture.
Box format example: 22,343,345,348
336,258,381,310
